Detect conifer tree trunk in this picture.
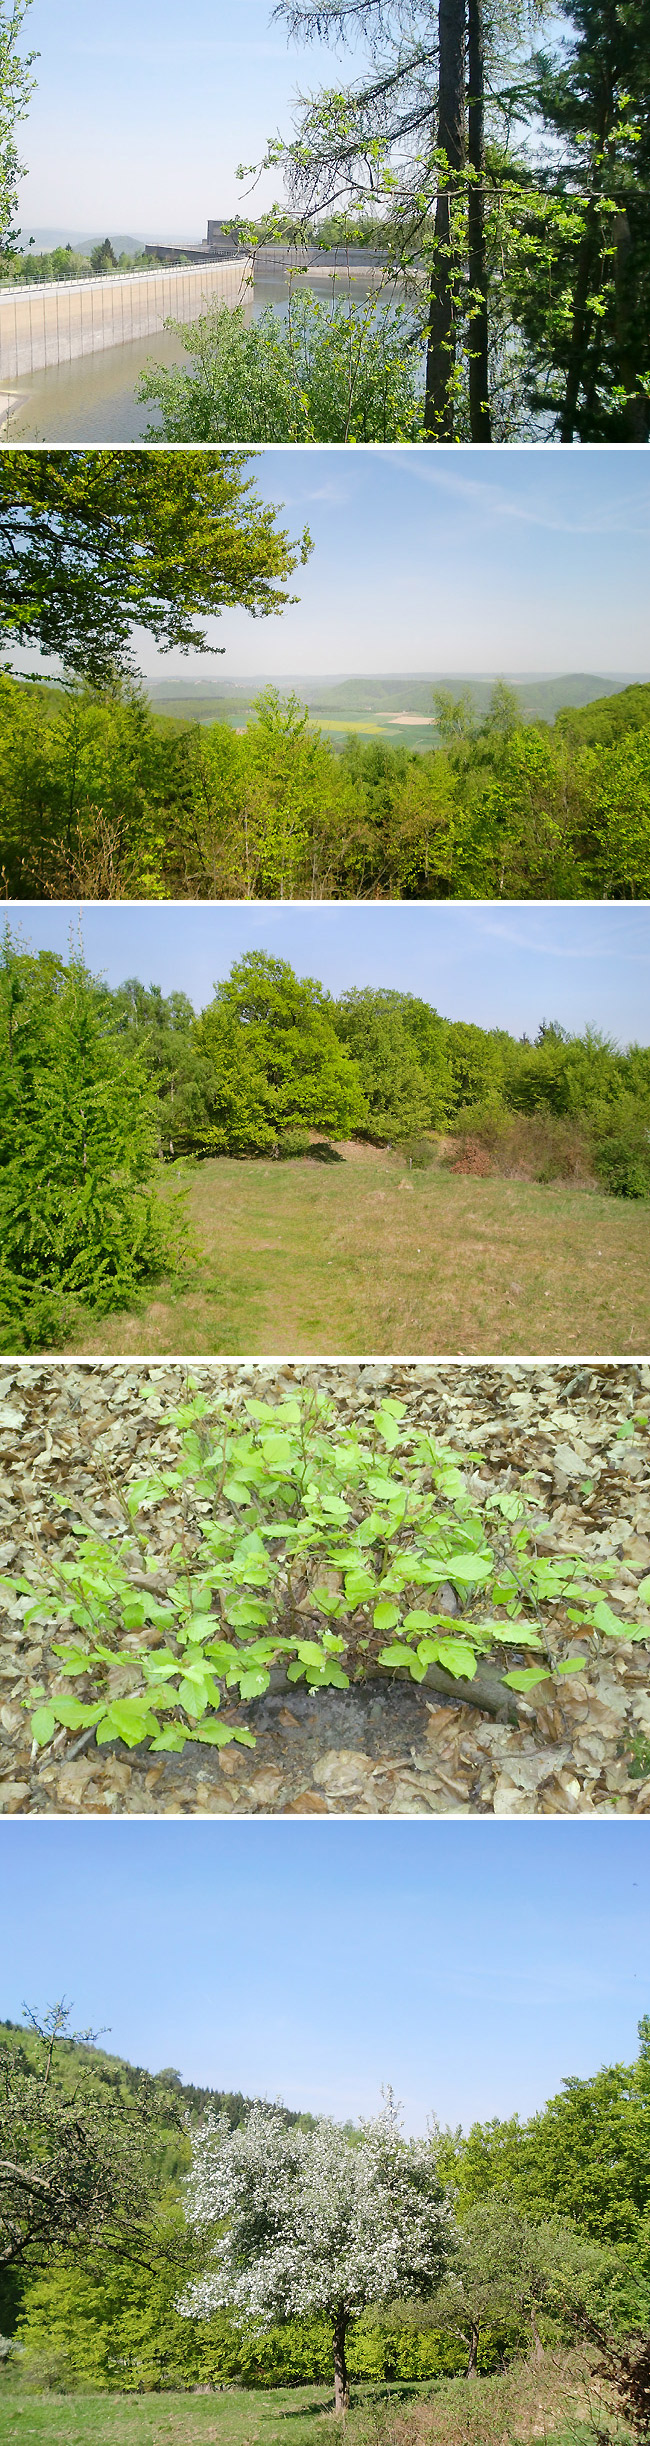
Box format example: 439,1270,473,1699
613,212,650,440
467,0,491,438
333,2306,350,2412
559,71,611,442
425,0,467,437
558,201,599,440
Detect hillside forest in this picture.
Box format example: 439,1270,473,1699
3,2010,650,2397
1,673,649,903
1,935,649,1350
1,670,650,900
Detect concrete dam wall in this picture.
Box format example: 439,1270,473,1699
251,245,388,274
0,255,251,382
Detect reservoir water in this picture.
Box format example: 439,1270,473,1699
3,272,389,444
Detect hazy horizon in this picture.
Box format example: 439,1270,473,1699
17,0,360,233
144,666,645,688
13,452,650,685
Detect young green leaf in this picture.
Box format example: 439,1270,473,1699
501,1667,552,1691
95,1699,161,1747
30,1705,58,1747
416,1637,479,1680
592,1600,626,1636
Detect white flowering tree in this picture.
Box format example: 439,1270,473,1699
180,2093,455,2410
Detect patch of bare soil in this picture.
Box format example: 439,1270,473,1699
1,1359,649,1818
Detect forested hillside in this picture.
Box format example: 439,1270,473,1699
3,2013,650,2393
1,674,648,900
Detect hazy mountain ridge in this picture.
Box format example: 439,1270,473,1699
146,670,645,736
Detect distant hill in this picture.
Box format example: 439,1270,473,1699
0,2017,312,2133
554,681,650,746
16,229,146,255
8,670,648,759
146,670,646,747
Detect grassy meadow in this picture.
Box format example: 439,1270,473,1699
60,1144,650,1358
0,2381,335,2446
0,2360,613,2446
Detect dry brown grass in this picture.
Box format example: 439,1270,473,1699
59,1145,650,1359
348,2350,617,2446
447,1116,596,1188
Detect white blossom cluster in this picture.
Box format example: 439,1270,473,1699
180,2093,455,2328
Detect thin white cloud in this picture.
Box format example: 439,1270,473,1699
370,448,650,540
479,914,650,962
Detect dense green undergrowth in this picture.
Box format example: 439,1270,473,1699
138,294,425,445
3,1384,645,1760
1,674,649,902
0,934,189,1353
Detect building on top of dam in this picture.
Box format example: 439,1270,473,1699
141,222,245,265
141,221,388,270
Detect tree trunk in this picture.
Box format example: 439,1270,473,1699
558,81,612,444
558,202,599,440
613,211,650,440
466,2321,480,2380
333,2306,350,2413
425,0,466,437
467,0,491,439
529,2306,544,2362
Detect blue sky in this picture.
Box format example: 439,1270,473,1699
167,447,650,680
17,449,650,686
10,903,650,1045
18,0,355,237
2,1821,649,2130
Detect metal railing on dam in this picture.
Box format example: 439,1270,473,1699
0,255,252,380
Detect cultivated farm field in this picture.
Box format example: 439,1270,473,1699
60,1144,650,1359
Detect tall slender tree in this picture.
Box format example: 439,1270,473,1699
0,0,37,254
269,0,533,437
511,0,650,438
467,0,491,437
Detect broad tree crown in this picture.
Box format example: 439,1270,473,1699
181,2092,455,2328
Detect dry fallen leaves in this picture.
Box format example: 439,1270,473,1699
0,1358,649,1817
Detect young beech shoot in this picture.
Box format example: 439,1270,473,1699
2,1388,638,1763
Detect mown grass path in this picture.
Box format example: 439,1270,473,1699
0,2382,390,2446
61,1145,650,1359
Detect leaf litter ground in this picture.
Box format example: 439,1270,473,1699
1,1359,649,1818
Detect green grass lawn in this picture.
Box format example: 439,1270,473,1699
60,1144,650,1359
0,2385,607,2446
0,2383,403,2446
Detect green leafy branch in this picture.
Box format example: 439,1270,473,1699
1,1389,641,1762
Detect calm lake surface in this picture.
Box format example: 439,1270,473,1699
3,273,389,443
